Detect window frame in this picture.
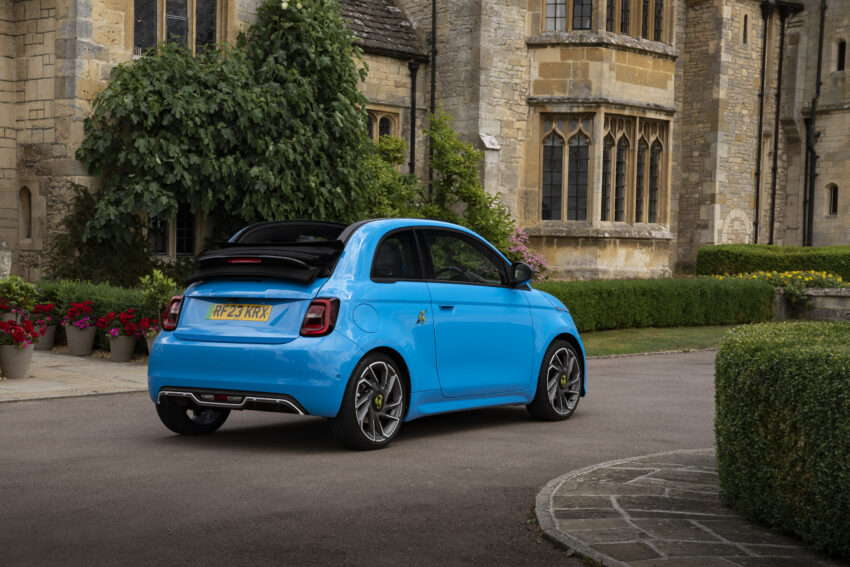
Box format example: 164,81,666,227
540,115,594,222
828,184,839,217
370,228,426,283
419,228,510,288
146,206,203,258
545,0,592,32
133,0,222,56
604,0,668,43
838,40,847,72
366,109,401,142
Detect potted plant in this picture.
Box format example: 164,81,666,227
140,317,161,354
0,318,42,379
61,300,96,356
0,276,38,322
140,270,179,347
32,303,57,351
96,308,140,362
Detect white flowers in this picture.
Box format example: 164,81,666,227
281,0,289,9
296,2,302,8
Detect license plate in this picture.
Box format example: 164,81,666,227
207,303,272,322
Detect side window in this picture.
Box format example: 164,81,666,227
371,231,422,281
423,231,505,286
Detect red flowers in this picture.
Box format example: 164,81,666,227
0,319,42,350
98,308,142,338
62,301,94,330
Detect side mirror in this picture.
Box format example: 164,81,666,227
510,262,533,287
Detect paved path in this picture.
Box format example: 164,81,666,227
537,448,847,566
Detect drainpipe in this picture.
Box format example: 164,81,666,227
753,1,775,243
802,118,810,240
408,60,419,174
805,0,826,246
427,0,437,193
768,6,788,245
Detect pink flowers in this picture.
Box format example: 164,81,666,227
507,229,549,280
61,301,94,329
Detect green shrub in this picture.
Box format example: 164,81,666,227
705,270,847,307
696,244,850,281
715,322,850,558
534,278,774,332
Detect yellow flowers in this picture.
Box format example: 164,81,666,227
709,270,845,288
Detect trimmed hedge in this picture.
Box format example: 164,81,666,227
696,244,850,280
715,322,850,558
533,278,775,332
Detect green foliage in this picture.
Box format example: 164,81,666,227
533,278,775,332
139,269,181,315
715,322,850,558
422,109,515,250
45,186,155,287
696,244,850,281
705,270,847,307
0,275,39,314
76,0,371,243
363,136,423,218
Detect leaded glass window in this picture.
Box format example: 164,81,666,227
546,0,567,31
134,1,157,56
641,0,650,38
635,141,647,222
573,0,592,30
176,203,196,256
620,0,630,34
148,217,168,255
601,136,614,221
166,0,189,44
567,134,589,221
614,137,628,222
649,141,662,223
542,133,565,220
606,0,615,32
654,0,664,42
196,0,218,49
134,0,219,55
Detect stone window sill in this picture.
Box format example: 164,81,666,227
526,30,677,60
524,221,673,241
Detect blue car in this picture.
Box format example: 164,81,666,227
148,218,586,449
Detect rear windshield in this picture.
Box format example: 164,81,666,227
185,221,348,285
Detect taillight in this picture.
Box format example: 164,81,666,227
161,295,184,331
300,298,340,337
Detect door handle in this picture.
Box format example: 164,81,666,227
439,305,454,311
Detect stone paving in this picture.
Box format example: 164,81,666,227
536,449,847,567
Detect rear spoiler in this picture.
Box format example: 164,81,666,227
185,242,344,285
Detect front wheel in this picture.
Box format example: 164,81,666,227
527,340,582,421
330,353,406,450
156,405,230,435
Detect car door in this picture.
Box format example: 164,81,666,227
420,228,534,398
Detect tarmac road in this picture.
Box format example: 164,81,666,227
0,351,716,566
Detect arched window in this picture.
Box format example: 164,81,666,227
18,187,32,240
568,134,590,221
649,141,663,222
614,137,629,221
573,0,592,30
606,0,615,32
635,140,648,222
838,40,846,72
641,0,650,38
601,136,615,221
743,14,748,44
620,0,630,33
828,184,838,216
542,132,565,220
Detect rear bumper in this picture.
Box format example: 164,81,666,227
147,331,363,418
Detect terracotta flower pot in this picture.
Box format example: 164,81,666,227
66,325,97,356
0,344,34,379
34,324,57,351
109,335,137,362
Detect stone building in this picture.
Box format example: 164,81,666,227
0,0,847,280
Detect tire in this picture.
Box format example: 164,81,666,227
527,340,582,421
155,404,230,436
330,353,406,450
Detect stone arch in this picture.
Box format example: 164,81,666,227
720,208,752,244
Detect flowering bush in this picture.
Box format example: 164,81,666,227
32,303,56,329
505,229,549,281
707,270,847,306
96,308,141,338
61,300,95,330
0,275,38,319
139,317,160,339
0,319,43,350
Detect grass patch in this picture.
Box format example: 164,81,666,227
581,325,736,357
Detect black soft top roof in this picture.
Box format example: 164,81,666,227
185,220,360,285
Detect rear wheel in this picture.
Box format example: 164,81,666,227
330,353,406,450
155,405,230,436
527,340,582,421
